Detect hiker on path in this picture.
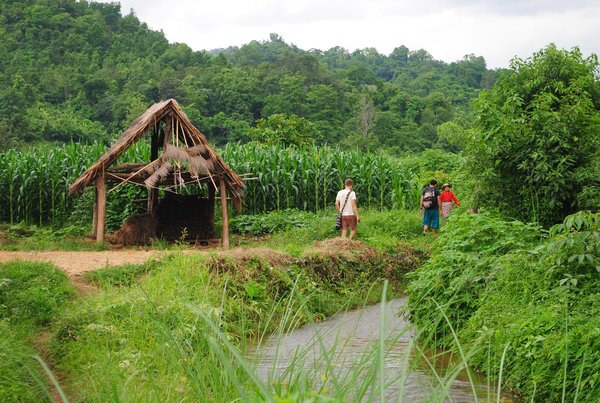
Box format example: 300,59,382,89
336,178,361,240
419,179,442,234
440,183,460,218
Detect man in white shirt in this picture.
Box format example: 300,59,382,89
335,178,361,240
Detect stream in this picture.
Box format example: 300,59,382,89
251,298,517,402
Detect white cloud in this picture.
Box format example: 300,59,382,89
103,0,600,69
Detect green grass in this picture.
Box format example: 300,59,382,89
231,208,426,256
0,223,109,251
0,261,74,402
10,208,593,401
84,261,161,288
47,244,422,401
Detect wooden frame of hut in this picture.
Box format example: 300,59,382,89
69,99,244,248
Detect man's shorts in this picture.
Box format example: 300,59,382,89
342,215,357,231
423,209,439,229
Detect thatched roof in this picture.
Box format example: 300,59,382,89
69,99,244,209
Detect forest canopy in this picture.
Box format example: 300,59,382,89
0,0,497,151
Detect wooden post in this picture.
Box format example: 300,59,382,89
219,178,229,249
96,172,106,243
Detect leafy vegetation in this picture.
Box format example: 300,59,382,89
1,0,599,400
407,211,600,402
223,143,419,213
0,142,148,228
466,44,600,226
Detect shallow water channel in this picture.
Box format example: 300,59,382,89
251,298,517,402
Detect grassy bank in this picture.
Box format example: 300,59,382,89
1,208,427,401
49,242,421,401
0,261,74,401
407,210,600,402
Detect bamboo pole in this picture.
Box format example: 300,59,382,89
95,172,106,243
219,178,229,249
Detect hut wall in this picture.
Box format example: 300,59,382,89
156,194,215,242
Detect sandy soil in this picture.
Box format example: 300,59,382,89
0,250,166,275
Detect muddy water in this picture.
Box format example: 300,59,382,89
252,298,516,402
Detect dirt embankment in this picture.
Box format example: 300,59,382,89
0,250,162,276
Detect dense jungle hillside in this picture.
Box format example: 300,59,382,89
0,0,498,151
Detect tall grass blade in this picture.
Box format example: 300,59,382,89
33,355,70,403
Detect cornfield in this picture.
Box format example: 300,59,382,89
222,143,419,213
0,142,150,227
0,142,418,225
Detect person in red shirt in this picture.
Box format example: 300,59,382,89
440,183,460,218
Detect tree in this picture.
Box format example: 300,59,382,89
250,113,319,147
467,44,600,226
357,96,375,138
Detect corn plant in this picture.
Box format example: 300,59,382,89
0,142,417,225
221,143,417,213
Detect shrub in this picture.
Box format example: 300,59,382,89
408,211,600,401
467,45,600,226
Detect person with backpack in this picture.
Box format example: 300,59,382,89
336,178,361,240
419,179,442,235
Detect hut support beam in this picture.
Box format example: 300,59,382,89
219,178,229,249
96,172,106,243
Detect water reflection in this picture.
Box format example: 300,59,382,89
251,298,517,402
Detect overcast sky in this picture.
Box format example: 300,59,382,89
99,0,600,69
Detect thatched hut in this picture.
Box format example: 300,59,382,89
69,99,244,248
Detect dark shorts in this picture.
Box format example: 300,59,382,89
423,209,439,229
342,215,357,230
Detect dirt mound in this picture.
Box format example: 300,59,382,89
310,238,377,259
108,213,157,246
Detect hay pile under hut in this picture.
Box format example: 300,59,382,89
69,99,244,248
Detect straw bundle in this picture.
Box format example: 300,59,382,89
190,156,214,178
164,144,191,163
187,143,207,157
144,161,172,189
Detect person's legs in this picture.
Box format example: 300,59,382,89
341,215,349,238
348,216,357,240
430,210,440,233
423,209,432,233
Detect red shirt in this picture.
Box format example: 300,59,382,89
440,191,459,205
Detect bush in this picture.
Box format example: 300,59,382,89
230,209,315,236
467,45,600,226
407,211,541,345
407,211,600,401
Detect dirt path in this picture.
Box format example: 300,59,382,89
0,250,168,275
